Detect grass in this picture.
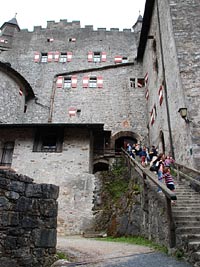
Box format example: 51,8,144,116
57,251,69,260
96,236,168,254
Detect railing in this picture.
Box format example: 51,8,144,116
121,148,177,248
173,162,200,191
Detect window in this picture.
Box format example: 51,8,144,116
130,78,145,88
93,52,101,63
89,77,97,88
88,52,106,62
41,53,48,63
47,38,54,42
0,141,14,167
60,53,67,63
122,57,128,63
64,77,72,89
33,128,64,152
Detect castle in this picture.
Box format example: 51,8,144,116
0,0,199,235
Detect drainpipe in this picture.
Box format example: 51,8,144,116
156,0,175,159
48,78,57,123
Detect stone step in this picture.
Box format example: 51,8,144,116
176,234,200,245
174,200,200,205
190,251,200,263
175,221,200,227
173,206,200,211
173,211,200,216
176,227,200,235
188,242,200,252
173,216,200,222
175,198,200,202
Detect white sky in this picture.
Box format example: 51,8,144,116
0,0,146,31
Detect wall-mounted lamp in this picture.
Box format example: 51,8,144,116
178,108,189,123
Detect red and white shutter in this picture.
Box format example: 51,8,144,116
68,107,77,116
144,72,149,85
34,52,40,63
19,88,23,96
97,76,103,88
150,109,155,126
101,52,107,62
158,85,164,106
71,75,77,88
56,76,63,88
54,51,60,62
145,88,149,100
114,56,122,63
71,38,76,42
83,76,89,88
137,79,143,88
88,52,93,62
47,52,53,62
67,52,73,62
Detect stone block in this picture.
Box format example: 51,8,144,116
32,229,57,248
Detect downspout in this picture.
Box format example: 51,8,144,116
156,0,175,159
48,77,57,123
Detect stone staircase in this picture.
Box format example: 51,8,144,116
172,180,200,266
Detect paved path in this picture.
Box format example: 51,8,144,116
51,236,192,267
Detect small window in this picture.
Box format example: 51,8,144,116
122,57,128,63
0,141,15,167
64,77,72,89
69,38,76,42
93,52,101,63
130,78,136,88
60,53,67,63
47,38,54,42
33,128,63,153
137,78,145,88
89,77,97,88
41,53,48,63
130,78,145,88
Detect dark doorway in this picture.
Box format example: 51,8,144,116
115,137,137,153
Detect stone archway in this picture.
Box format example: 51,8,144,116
111,131,142,152
93,159,109,173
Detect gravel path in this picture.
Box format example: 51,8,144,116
51,236,193,267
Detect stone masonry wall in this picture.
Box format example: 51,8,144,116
0,127,95,235
169,0,200,169
142,0,198,168
0,169,59,267
0,22,147,140
0,71,25,124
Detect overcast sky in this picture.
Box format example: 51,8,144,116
0,0,146,31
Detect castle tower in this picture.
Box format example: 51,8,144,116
0,15,20,50
132,14,143,46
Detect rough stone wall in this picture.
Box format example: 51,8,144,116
142,0,199,169
0,169,59,267
169,0,200,169
0,71,25,124
0,127,95,235
93,159,170,247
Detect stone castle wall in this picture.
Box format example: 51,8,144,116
0,169,59,267
0,127,96,235
141,0,199,169
0,21,147,138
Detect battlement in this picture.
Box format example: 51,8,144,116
19,19,132,33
